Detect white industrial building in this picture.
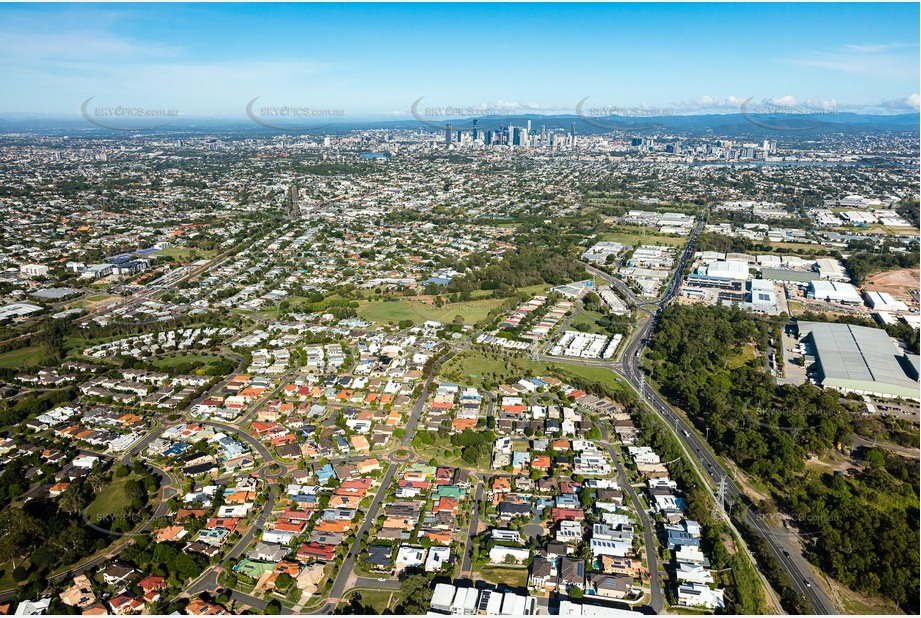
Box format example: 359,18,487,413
581,241,624,264
705,259,750,281
0,303,42,321
864,291,909,312
808,281,862,305
813,258,849,281
745,279,780,315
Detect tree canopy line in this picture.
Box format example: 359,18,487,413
444,219,588,295
0,460,160,603
645,304,919,612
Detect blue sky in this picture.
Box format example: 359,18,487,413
0,2,918,118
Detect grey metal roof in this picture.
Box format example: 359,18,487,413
800,321,919,399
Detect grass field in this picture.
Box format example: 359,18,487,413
342,589,394,613
600,227,688,248
155,247,217,260
0,346,42,369
414,438,479,469
439,351,550,390
726,343,759,369
547,362,626,393
476,565,529,589
569,309,608,334
84,474,139,527
358,298,506,325
440,350,628,397
469,283,550,300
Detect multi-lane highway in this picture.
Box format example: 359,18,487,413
607,217,835,614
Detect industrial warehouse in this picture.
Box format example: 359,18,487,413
798,321,920,401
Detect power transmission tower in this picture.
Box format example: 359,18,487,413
711,475,727,519
711,475,735,520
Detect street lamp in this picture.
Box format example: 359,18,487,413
706,426,710,441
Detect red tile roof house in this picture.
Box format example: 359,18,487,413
297,542,337,562
434,497,459,515
251,421,285,437
274,520,307,534
399,479,430,490
207,518,240,532
137,575,166,593
271,433,297,446
137,575,166,604
279,508,312,523
337,477,373,496
560,481,581,494
531,456,552,471
551,507,586,523
435,467,454,485
108,594,145,615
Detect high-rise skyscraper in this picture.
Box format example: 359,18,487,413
472,119,478,141
445,123,453,145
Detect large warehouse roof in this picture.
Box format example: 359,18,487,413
800,321,919,400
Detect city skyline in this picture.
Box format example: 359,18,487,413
0,2,918,118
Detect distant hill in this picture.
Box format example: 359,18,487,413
0,111,916,137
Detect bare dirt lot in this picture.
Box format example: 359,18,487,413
864,267,919,298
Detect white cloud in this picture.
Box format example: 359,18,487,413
880,93,920,112
788,43,919,80
845,43,915,53
766,95,798,107
802,98,838,111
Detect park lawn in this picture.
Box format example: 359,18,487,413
155,247,217,260
476,565,529,589
0,346,43,369
600,227,687,248
85,293,117,302
469,283,550,300
358,298,505,325
0,560,25,590
548,362,626,394
441,350,629,396
84,474,139,527
345,589,393,613
439,351,551,390
569,309,608,334
414,438,480,470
